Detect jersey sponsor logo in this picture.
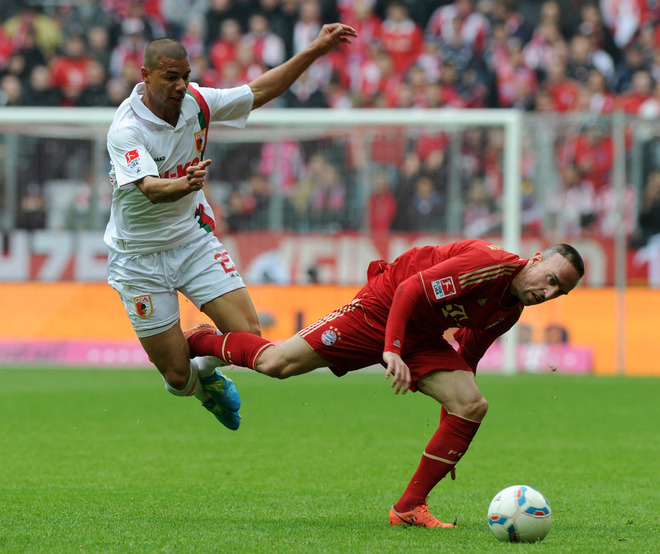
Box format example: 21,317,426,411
161,157,201,179
321,328,339,346
194,129,206,154
431,276,456,299
153,156,165,162
441,303,469,325
133,294,153,318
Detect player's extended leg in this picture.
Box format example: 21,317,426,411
389,369,487,528
141,324,240,430
186,326,329,378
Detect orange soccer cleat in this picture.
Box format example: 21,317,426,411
184,322,217,341
388,505,456,529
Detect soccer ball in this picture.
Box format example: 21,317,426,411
487,485,552,543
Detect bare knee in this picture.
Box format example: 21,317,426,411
158,362,191,390
255,354,290,378
254,347,305,379
163,371,188,390
458,395,489,421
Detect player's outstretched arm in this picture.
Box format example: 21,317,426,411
248,23,357,109
383,351,411,394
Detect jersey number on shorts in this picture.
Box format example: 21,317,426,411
215,252,237,273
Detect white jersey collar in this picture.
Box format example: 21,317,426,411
128,82,196,129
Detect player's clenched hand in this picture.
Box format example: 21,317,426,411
383,351,411,394
185,159,212,191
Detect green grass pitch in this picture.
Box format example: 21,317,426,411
1,368,659,553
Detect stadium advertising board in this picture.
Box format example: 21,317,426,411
0,230,656,286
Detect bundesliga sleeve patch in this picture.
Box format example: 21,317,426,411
125,149,141,170
431,276,456,300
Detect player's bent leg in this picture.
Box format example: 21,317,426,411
142,324,241,430
417,369,488,422
392,369,485,519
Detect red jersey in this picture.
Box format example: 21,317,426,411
298,240,528,388
367,240,526,369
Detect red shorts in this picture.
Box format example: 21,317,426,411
297,289,472,392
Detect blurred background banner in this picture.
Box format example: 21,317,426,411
2,281,659,376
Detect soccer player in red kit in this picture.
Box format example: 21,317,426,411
186,239,584,528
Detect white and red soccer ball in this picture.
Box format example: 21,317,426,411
487,485,553,543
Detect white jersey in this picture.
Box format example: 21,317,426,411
104,82,254,255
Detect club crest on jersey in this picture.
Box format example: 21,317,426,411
194,130,206,154
321,328,340,346
134,294,153,318
431,277,456,300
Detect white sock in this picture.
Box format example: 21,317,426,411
195,355,222,378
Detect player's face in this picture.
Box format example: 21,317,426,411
513,252,581,306
142,56,191,120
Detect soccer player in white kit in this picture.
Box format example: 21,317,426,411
105,24,358,430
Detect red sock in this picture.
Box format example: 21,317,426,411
394,412,481,512
187,331,273,368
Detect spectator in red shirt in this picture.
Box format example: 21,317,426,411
560,124,614,190
340,0,382,65
543,58,581,112
49,34,94,106
377,0,424,75
367,169,397,232
209,18,242,73
351,47,401,107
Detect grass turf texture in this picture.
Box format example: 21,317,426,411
1,369,658,553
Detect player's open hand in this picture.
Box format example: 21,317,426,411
383,351,411,394
312,23,358,55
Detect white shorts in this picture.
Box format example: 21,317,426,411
108,234,246,338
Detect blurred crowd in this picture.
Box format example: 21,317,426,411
3,0,660,247
2,0,660,112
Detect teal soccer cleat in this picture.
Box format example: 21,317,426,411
201,398,241,431
200,369,241,412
